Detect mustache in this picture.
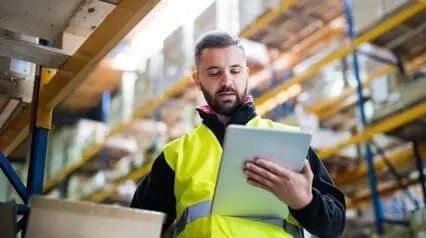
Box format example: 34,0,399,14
216,86,238,95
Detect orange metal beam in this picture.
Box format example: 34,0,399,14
307,57,426,119
255,1,426,113
334,143,426,187
318,103,426,159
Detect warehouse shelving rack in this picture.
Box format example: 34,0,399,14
86,1,426,236
51,1,426,235
41,0,299,195
0,0,298,231
1,0,425,236
45,0,346,203
0,0,161,232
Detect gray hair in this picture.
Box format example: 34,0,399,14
194,30,245,68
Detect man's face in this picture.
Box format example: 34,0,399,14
193,45,249,116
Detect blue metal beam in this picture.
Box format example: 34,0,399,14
394,52,407,76
0,151,28,203
100,91,111,122
0,202,29,215
413,142,426,205
27,127,49,195
344,0,385,234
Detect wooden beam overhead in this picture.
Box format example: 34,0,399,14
0,0,160,156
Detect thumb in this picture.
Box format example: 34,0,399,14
302,160,313,179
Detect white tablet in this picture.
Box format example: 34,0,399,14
211,125,312,219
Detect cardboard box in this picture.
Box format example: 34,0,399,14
238,0,280,31
193,0,239,41
134,65,154,111
352,0,411,33
163,25,194,91
410,208,426,233
108,72,137,129
26,197,164,238
46,127,72,180
0,201,16,238
68,119,107,162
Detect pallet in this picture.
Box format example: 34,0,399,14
249,0,344,52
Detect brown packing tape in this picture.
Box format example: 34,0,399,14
31,197,165,223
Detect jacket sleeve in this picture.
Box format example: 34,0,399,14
289,148,346,238
130,152,176,233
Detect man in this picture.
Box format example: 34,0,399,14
131,31,346,238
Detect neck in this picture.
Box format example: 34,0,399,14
215,113,231,125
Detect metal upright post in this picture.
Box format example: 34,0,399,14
413,142,426,205
344,0,385,234
24,39,55,236
99,91,111,171
394,52,407,76
27,40,54,196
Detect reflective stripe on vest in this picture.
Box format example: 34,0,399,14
175,200,303,238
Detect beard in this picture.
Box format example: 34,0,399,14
200,83,248,116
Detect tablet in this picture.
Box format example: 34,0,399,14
211,125,312,219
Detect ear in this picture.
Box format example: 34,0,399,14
192,70,200,88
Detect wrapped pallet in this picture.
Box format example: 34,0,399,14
134,47,164,111
134,62,153,111
163,25,194,91
409,208,426,238
193,0,239,41
352,0,411,34
108,72,137,129
238,0,280,31
46,127,72,180
151,50,165,97
67,119,107,162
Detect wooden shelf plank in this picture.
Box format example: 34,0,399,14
0,0,160,156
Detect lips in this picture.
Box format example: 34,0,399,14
218,92,236,96
218,92,236,101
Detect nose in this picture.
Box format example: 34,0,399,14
221,71,233,87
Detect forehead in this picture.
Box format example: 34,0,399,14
199,45,245,69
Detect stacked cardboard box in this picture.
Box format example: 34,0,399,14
238,0,280,31
163,25,194,91
352,0,411,34
67,119,107,162
134,49,164,111
108,72,137,129
134,64,154,111
410,208,426,238
193,0,239,41
46,127,72,180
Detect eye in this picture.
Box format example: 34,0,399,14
230,68,241,74
208,69,221,77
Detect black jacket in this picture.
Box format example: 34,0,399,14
131,102,346,237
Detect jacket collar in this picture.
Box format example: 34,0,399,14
196,96,257,145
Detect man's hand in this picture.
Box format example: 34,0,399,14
243,157,314,210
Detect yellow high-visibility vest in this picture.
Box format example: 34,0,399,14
163,116,303,237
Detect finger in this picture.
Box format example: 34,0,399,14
247,178,273,193
243,168,275,189
254,157,293,178
245,162,281,184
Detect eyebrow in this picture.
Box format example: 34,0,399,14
206,66,222,71
230,64,243,68
205,64,242,71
